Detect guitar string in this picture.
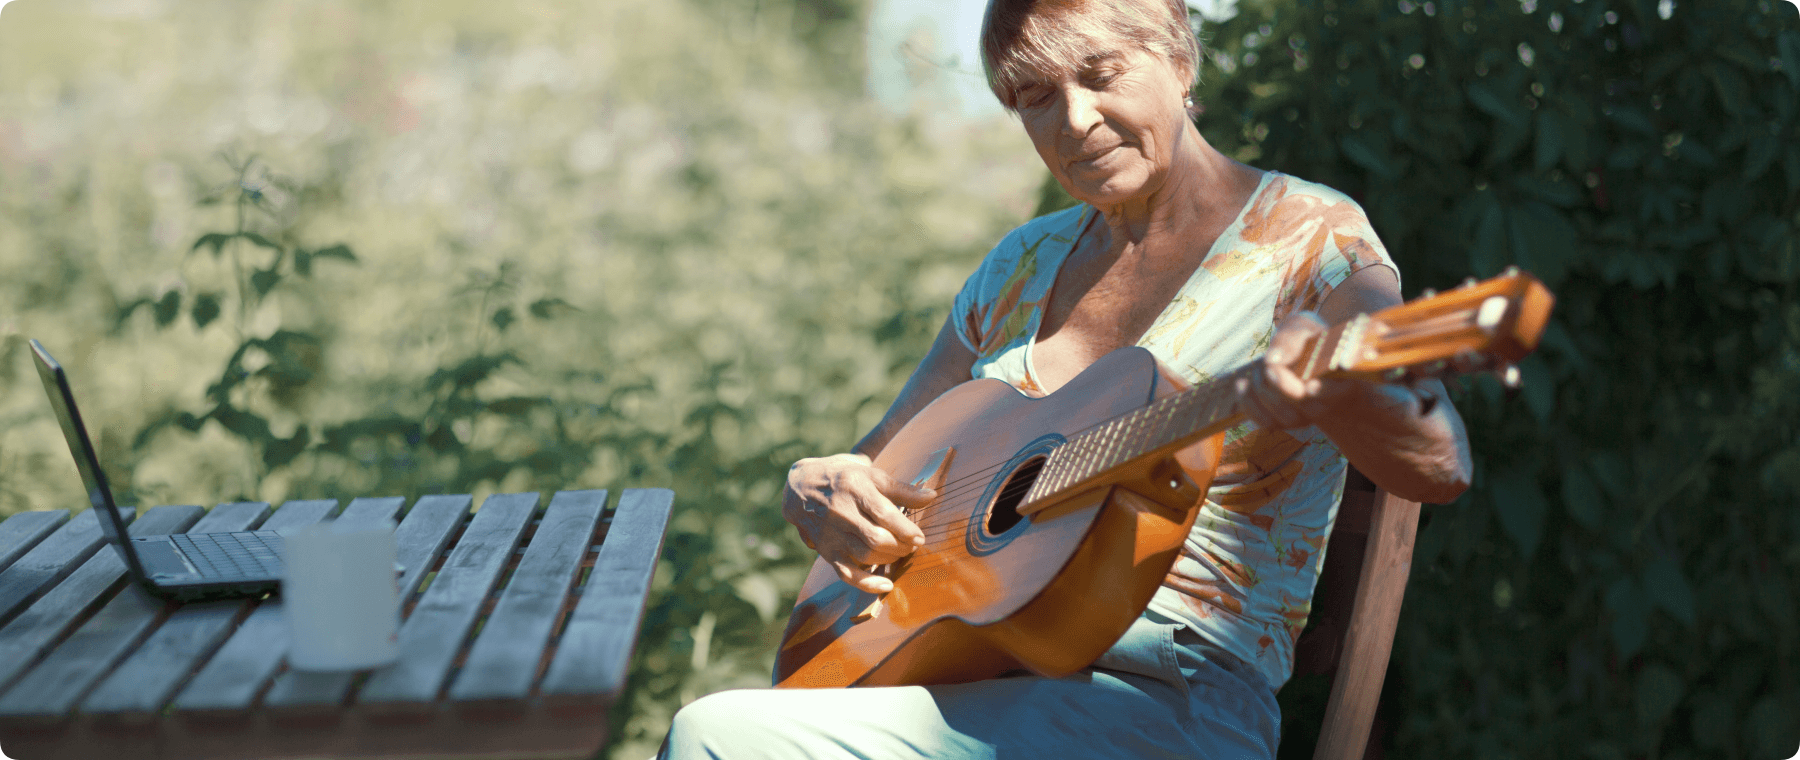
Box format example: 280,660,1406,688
873,353,1365,571
905,371,1247,523
892,322,1475,571
866,429,1244,576
833,357,1257,532
887,377,1241,529
818,300,1499,580
898,371,1243,519
873,436,1184,571
858,381,1255,574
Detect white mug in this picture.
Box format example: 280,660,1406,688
283,520,400,671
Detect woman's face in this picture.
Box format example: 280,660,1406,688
1012,44,1191,208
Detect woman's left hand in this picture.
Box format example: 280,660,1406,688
1238,310,1373,431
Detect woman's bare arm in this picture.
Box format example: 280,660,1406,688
849,315,979,458
1240,265,1474,504
782,315,978,593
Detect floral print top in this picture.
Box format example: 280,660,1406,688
949,172,1397,689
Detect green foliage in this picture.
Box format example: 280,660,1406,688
1194,0,1800,756
7,0,1790,757
0,3,1041,758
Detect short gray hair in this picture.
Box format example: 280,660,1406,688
980,0,1203,113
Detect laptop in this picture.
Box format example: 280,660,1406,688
31,339,285,602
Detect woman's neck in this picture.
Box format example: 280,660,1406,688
1091,124,1260,253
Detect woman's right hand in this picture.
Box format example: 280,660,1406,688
782,453,935,594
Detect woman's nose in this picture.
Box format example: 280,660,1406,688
1061,88,1101,137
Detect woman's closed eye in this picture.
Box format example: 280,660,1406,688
1017,86,1055,109
1082,70,1119,88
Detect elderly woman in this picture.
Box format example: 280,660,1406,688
661,0,1471,757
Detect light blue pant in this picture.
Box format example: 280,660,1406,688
659,610,1280,759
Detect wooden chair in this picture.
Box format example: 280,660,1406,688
1289,466,1424,760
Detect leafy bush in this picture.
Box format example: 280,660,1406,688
1188,0,1800,756
5,0,1793,757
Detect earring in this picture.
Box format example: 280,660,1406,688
1183,94,1195,108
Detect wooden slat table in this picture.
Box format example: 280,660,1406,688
0,488,672,760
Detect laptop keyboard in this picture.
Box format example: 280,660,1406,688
169,532,284,580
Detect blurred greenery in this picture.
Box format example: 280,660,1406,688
0,1,1039,757
0,0,1795,758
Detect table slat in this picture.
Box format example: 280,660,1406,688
0,511,70,576
0,504,229,697
0,508,134,630
393,494,476,602
450,489,608,702
356,492,537,708
0,505,204,717
334,496,405,530
78,502,275,714
168,501,340,713
188,501,278,534
261,494,471,709
542,488,672,701
259,500,341,534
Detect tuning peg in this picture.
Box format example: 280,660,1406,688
1383,367,1408,383
1452,348,1488,374
1420,287,1437,299
1502,265,1520,276
1476,295,1510,330
1498,364,1522,389
1460,277,1478,289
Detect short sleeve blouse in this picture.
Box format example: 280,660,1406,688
949,172,1398,689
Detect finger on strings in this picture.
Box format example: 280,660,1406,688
861,501,923,553
1234,372,1269,429
831,558,893,594
1263,357,1310,403
870,472,930,547
1243,379,1302,430
874,469,938,510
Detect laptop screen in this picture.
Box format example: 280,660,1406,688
30,339,128,546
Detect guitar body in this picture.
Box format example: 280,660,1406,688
774,347,1222,688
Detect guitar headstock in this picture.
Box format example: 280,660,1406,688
1328,268,1555,386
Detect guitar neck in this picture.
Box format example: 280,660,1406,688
1017,269,1554,507
1022,318,1362,506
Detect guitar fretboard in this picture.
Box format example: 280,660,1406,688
1022,319,1356,506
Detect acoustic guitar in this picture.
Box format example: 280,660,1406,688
774,270,1554,689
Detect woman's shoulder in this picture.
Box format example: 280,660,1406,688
1260,172,1368,215
1000,203,1091,254
1237,172,1397,296
967,203,1090,281
1237,172,1387,250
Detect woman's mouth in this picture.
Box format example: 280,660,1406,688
1070,145,1119,167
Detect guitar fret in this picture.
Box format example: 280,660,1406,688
1118,413,1141,461
1041,363,1262,502
1066,434,1090,489
1070,430,1093,488
1153,397,1180,452
1057,438,1080,492
1131,408,1152,451
1123,412,1149,462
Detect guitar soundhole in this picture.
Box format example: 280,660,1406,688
986,456,1045,535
